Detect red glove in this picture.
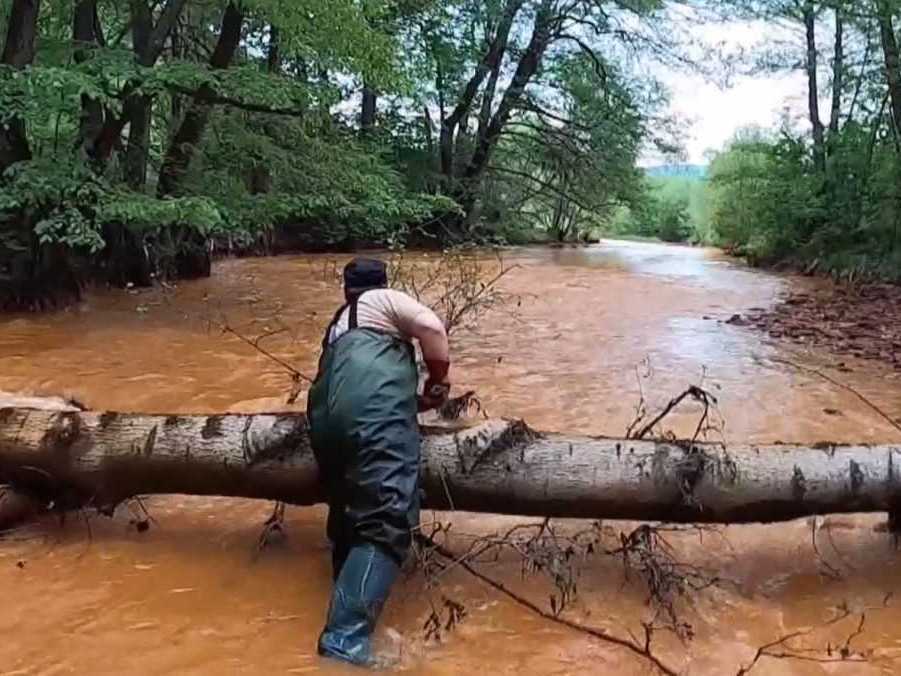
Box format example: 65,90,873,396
418,359,450,412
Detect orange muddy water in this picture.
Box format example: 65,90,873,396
2,240,901,675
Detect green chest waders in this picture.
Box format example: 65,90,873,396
307,294,420,665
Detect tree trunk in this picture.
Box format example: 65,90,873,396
803,2,826,173
267,25,281,74
1,0,39,67
878,2,901,140
439,0,524,179
118,0,154,189
123,94,153,190
475,58,503,152
73,0,105,158
423,105,435,157
248,28,275,202
828,6,844,138
89,0,188,163
0,0,40,174
463,1,554,184
2,402,901,526
157,1,244,198
361,84,377,132
0,0,47,312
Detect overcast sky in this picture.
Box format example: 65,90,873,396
660,69,807,164
647,18,810,166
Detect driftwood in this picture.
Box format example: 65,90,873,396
1,396,901,529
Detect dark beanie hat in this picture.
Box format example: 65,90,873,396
343,258,388,298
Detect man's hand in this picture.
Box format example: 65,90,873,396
418,359,450,411
418,382,450,412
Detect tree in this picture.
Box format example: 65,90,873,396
700,0,901,277
415,0,666,235
3,399,901,533
486,52,650,241
0,0,457,306
876,0,901,139
0,0,40,173
157,2,246,199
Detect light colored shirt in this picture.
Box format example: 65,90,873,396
328,289,438,346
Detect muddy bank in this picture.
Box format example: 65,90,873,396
728,282,901,372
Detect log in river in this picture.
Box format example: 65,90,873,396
2,399,900,528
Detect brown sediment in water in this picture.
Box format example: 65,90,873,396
1,240,900,674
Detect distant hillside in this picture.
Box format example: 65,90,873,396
644,164,708,179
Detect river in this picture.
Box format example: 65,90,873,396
1,240,900,675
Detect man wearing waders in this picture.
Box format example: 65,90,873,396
308,258,450,666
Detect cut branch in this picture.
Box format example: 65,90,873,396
0,486,42,532
420,533,679,676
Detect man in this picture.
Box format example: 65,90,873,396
307,257,451,666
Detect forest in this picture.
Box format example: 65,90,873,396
2,0,901,312
619,1,901,282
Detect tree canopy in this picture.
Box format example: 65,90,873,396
2,0,900,309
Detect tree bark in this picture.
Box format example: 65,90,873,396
0,0,40,175
2,403,901,525
361,84,377,132
119,0,155,189
73,0,106,158
475,55,503,152
1,0,39,66
878,2,901,140
90,0,188,163
803,2,826,173
439,0,524,179
266,24,281,74
461,0,556,213
828,6,844,138
157,1,244,197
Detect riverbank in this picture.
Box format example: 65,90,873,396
731,281,901,373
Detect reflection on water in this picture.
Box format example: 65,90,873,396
1,240,900,674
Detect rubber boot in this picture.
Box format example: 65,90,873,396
318,542,400,666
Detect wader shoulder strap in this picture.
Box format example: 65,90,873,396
321,303,348,353
320,290,370,352
348,296,360,330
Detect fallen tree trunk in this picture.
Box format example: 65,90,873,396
1,402,900,525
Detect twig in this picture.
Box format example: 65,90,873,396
772,357,901,436
625,360,651,439
255,501,287,557
736,595,895,675
810,516,844,581
630,386,718,441
220,324,313,384
418,533,680,676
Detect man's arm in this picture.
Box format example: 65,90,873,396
409,307,449,368
386,291,451,410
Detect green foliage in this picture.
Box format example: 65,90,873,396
0,158,229,251
651,176,712,243
0,160,107,251
184,112,457,247
0,0,688,301
484,51,652,242
704,125,901,277
607,180,693,243
98,193,225,236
